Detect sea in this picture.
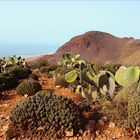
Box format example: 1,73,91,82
0,45,57,58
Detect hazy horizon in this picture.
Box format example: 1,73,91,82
0,1,140,56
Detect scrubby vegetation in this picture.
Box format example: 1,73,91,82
0,73,18,90
30,59,57,78
54,53,140,136
1,54,140,139
0,55,32,91
9,91,85,139
16,80,42,96
125,94,140,137
10,65,32,79
0,55,27,73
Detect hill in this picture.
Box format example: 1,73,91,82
32,31,140,65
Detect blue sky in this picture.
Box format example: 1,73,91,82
0,1,140,56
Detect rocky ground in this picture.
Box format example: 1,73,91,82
0,73,138,140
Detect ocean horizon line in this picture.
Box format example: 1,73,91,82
0,53,53,59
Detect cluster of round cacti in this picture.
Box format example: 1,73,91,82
125,94,140,131
10,65,32,79
16,80,42,96
9,91,85,138
0,73,18,90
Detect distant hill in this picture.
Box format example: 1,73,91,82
32,31,140,65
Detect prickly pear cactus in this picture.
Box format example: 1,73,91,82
97,72,109,88
115,66,127,86
124,66,140,87
108,77,116,97
65,70,78,83
115,66,140,87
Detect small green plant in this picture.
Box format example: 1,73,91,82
10,65,32,79
31,59,57,72
16,80,42,96
0,73,18,90
125,94,140,135
31,60,48,69
114,83,139,103
114,83,140,135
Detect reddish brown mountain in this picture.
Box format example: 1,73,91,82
33,31,140,65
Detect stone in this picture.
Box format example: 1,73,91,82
101,116,108,122
98,120,105,127
86,120,96,131
73,137,78,140
24,94,28,97
78,129,83,135
65,129,74,137
0,115,5,119
109,122,115,128
55,85,62,89
78,136,82,140
95,130,100,136
83,130,88,137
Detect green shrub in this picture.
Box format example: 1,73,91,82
10,65,32,79
0,73,18,90
112,84,140,131
31,60,48,69
16,80,42,96
54,75,69,87
9,91,85,138
39,65,56,78
30,59,57,73
115,83,139,103
125,94,140,131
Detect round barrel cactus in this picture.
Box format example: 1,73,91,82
9,91,85,138
16,80,42,96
